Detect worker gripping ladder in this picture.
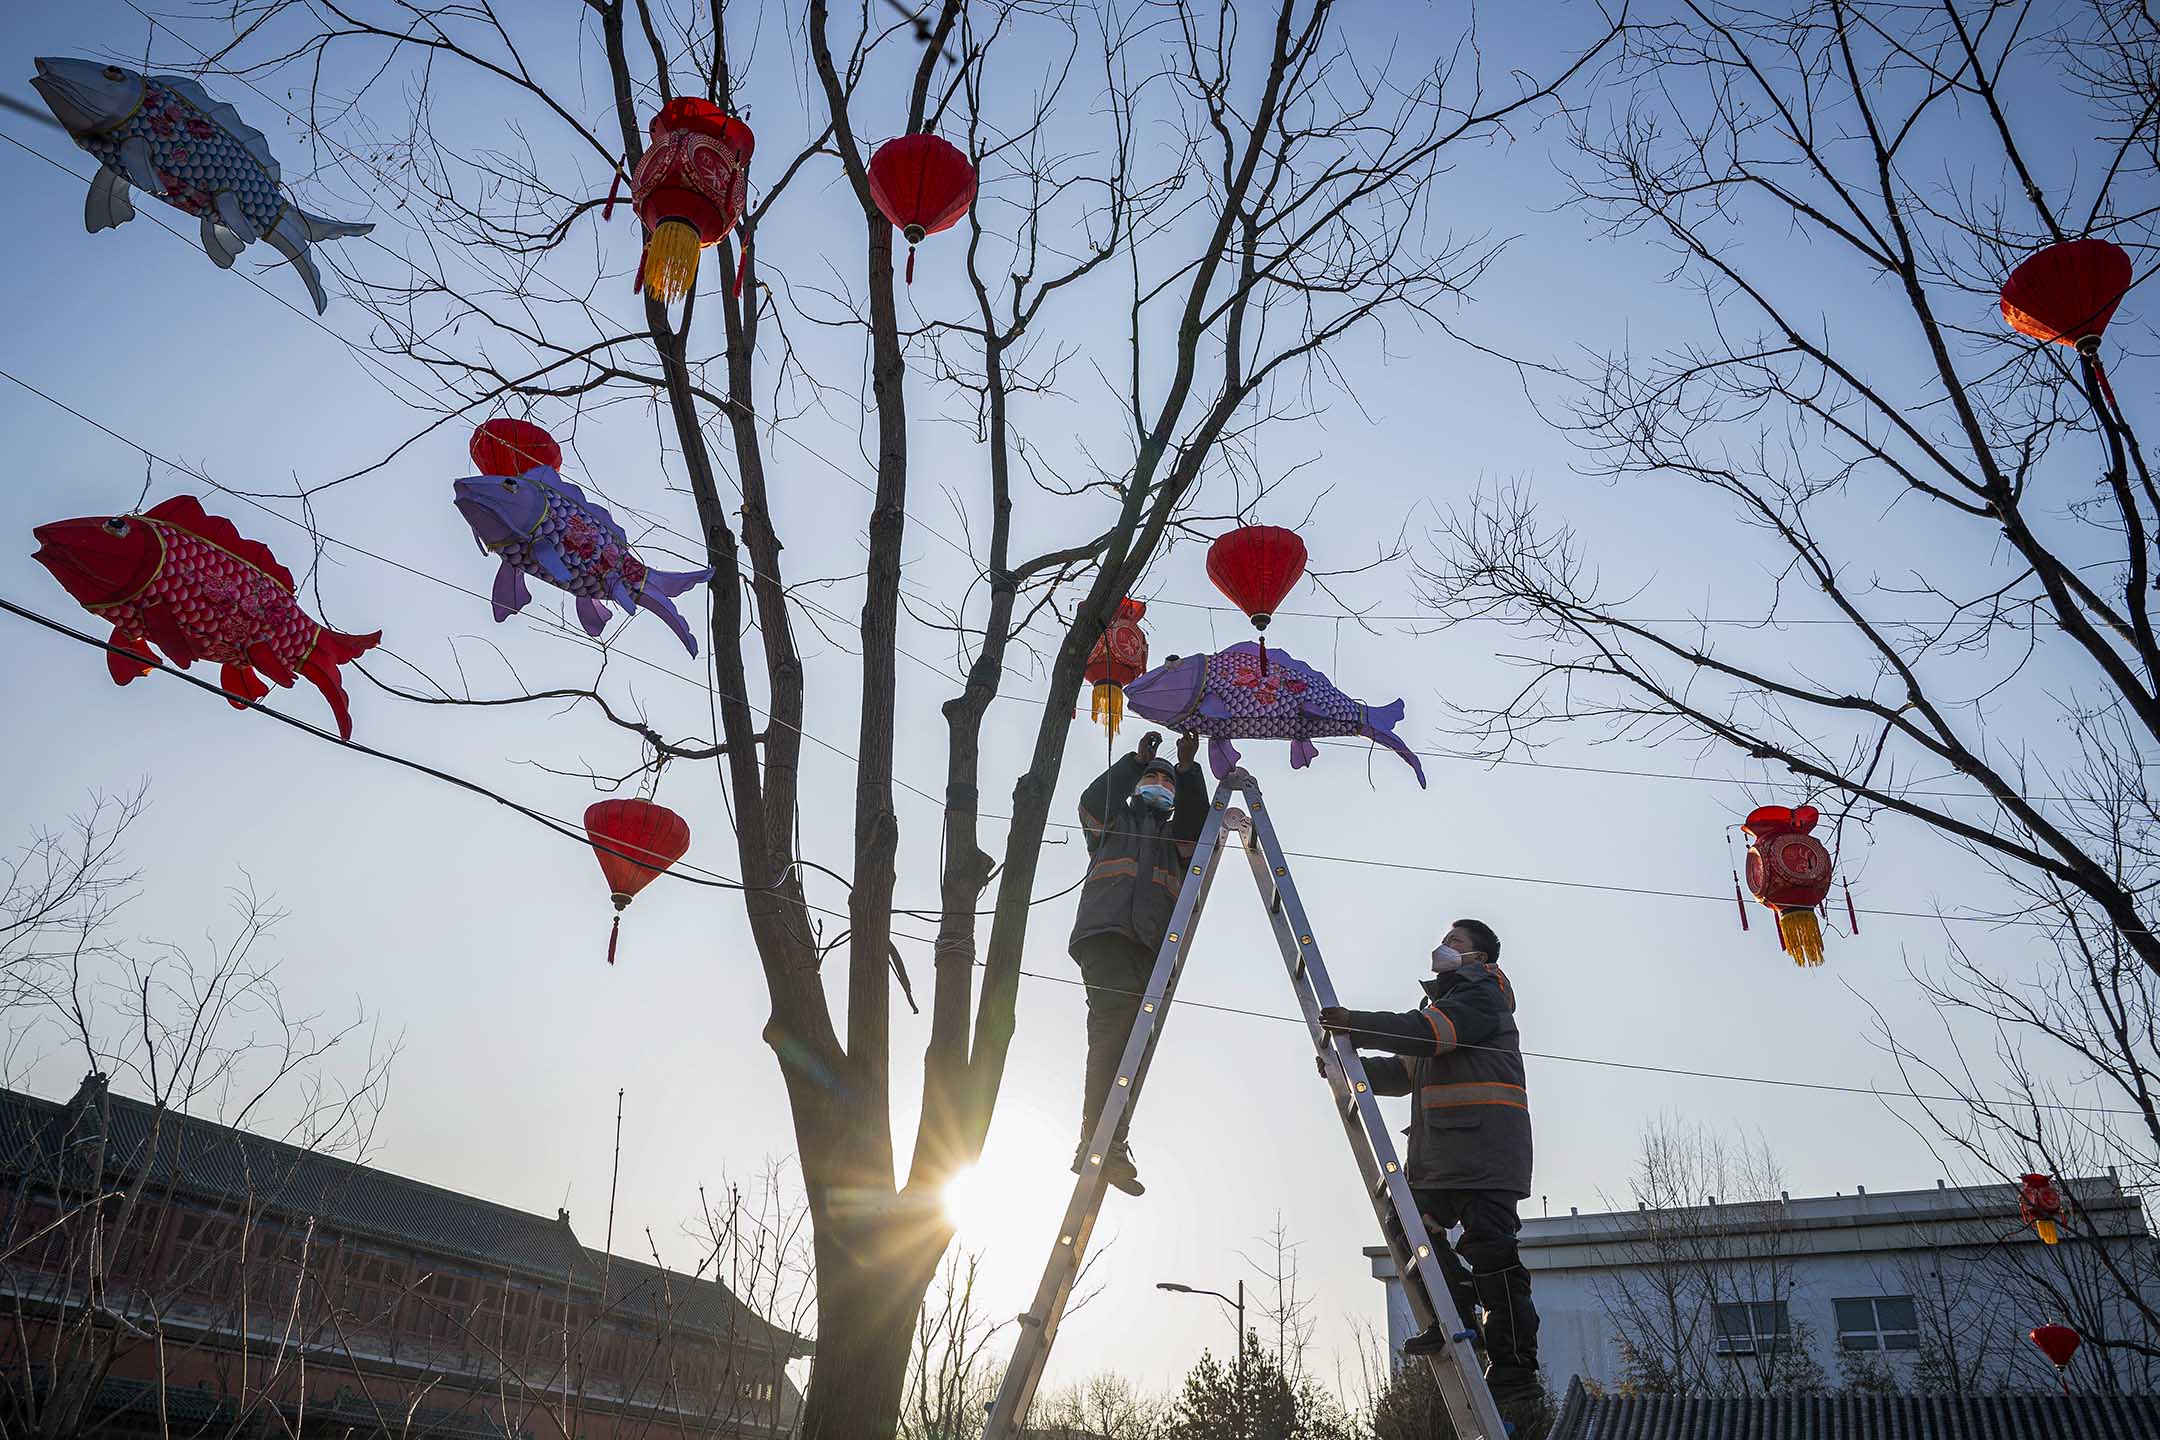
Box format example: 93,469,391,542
981,771,1509,1440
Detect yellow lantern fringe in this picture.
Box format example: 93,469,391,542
1778,908,1825,967
2036,1218,2060,1245
1091,682,1123,738
642,219,704,303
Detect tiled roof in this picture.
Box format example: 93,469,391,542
1550,1377,2160,1439
0,1076,806,1356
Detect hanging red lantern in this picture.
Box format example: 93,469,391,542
2032,1323,2080,1394
2001,238,2135,417
1741,804,1834,967
1083,598,1149,738
1206,524,1307,674
584,798,691,966
470,418,562,477
625,98,754,304
2020,1172,2065,1245
867,134,976,284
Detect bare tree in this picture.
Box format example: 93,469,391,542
1029,1372,1164,1440
159,1,1627,1430
1418,0,2160,1372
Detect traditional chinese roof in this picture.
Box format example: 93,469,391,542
1550,1377,2160,1440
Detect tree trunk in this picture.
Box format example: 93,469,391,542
799,1212,948,1439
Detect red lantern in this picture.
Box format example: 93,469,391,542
2032,1323,2080,1393
1083,598,1149,738
470,418,561,477
584,798,691,966
1742,804,1834,967
2002,238,2135,418
1206,524,1307,674
2020,1172,2065,1245
626,99,754,304
867,134,976,284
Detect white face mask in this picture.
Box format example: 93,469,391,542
1134,781,1176,814
1431,944,1466,975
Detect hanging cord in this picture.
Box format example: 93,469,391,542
1726,828,1750,932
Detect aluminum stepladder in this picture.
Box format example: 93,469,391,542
981,770,1509,1440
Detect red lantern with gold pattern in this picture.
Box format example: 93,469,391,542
2020,1172,2065,1245
1206,524,1307,674
470,418,561,477
1742,804,1834,967
867,134,976,284
1083,598,1149,738
627,99,754,304
584,798,691,966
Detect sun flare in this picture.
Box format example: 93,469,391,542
941,1163,1004,1241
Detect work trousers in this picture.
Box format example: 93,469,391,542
1412,1187,1541,1392
1072,933,1156,1148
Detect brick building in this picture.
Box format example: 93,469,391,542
0,1073,810,1440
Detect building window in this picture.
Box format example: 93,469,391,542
1835,1295,1919,1352
1712,1300,1791,1356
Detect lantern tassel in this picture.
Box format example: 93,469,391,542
602,168,623,222
641,218,703,304
606,912,621,967
1258,633,1269,676
1733,872,1750,932
1778,908,1825,967
2037,1217,2060,1245
2093,355,2123,422
1091,682,1124,739
733,239,750,299
1845,878,1859,934
905,244,918,286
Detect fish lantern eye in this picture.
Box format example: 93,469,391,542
500,478,519,492
101,517,131,537
102,66,126,82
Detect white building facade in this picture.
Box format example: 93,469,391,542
1367,1174,2158,1395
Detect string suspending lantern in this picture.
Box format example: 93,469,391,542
1205,524,1307,675
1083,598,1149,738
2000,237,2135,419
867,134,976,284
621,98,753,304
470,418,561,478
2020,1172,2065,1245
584,798,691,966
1741,804,1835,967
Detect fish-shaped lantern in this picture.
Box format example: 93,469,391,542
31,495,380,738
30,58,373,314
1121,641,1425,786
453,428,711,655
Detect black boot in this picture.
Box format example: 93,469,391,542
1069,1140,1146,1196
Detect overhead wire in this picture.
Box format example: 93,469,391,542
9,589,2140,1122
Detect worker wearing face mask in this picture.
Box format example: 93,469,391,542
1067,729,1208,1196
1319,920,1541,1434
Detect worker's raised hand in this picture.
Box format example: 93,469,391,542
1177,729,1200,768
1318,1005,1351,1034
1137,730,1163,762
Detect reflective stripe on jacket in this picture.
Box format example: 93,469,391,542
1347,963,1532,1197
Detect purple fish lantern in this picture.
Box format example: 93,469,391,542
1122,642,1426,786
453,423,710,654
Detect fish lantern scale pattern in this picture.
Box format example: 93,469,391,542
867,134,976,284
629,99,753,304
1206,524,1307,674
1742,804,1835,967
584,798,692,966
1083,598,1149,738
2020,1172,2065,1245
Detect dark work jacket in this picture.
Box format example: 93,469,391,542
1068,753,1211,957
1343,962,1532,1197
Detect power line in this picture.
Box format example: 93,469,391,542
10,590,2134,1122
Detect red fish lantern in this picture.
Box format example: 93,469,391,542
1742,804,1834,967
867,134,976,284
625,99,753,304
1206,524,1307,674
584,798,691,965
1083,598,1149,738
2001,238,2135,414
470,418,562,478
2020,1172,2065,1245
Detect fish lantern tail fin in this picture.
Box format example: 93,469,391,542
1091,681,1123,737
642,219,703,303
2037,1217,2060,1245
1778,908,1825,967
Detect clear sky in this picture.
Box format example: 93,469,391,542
0,0,2111,1409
